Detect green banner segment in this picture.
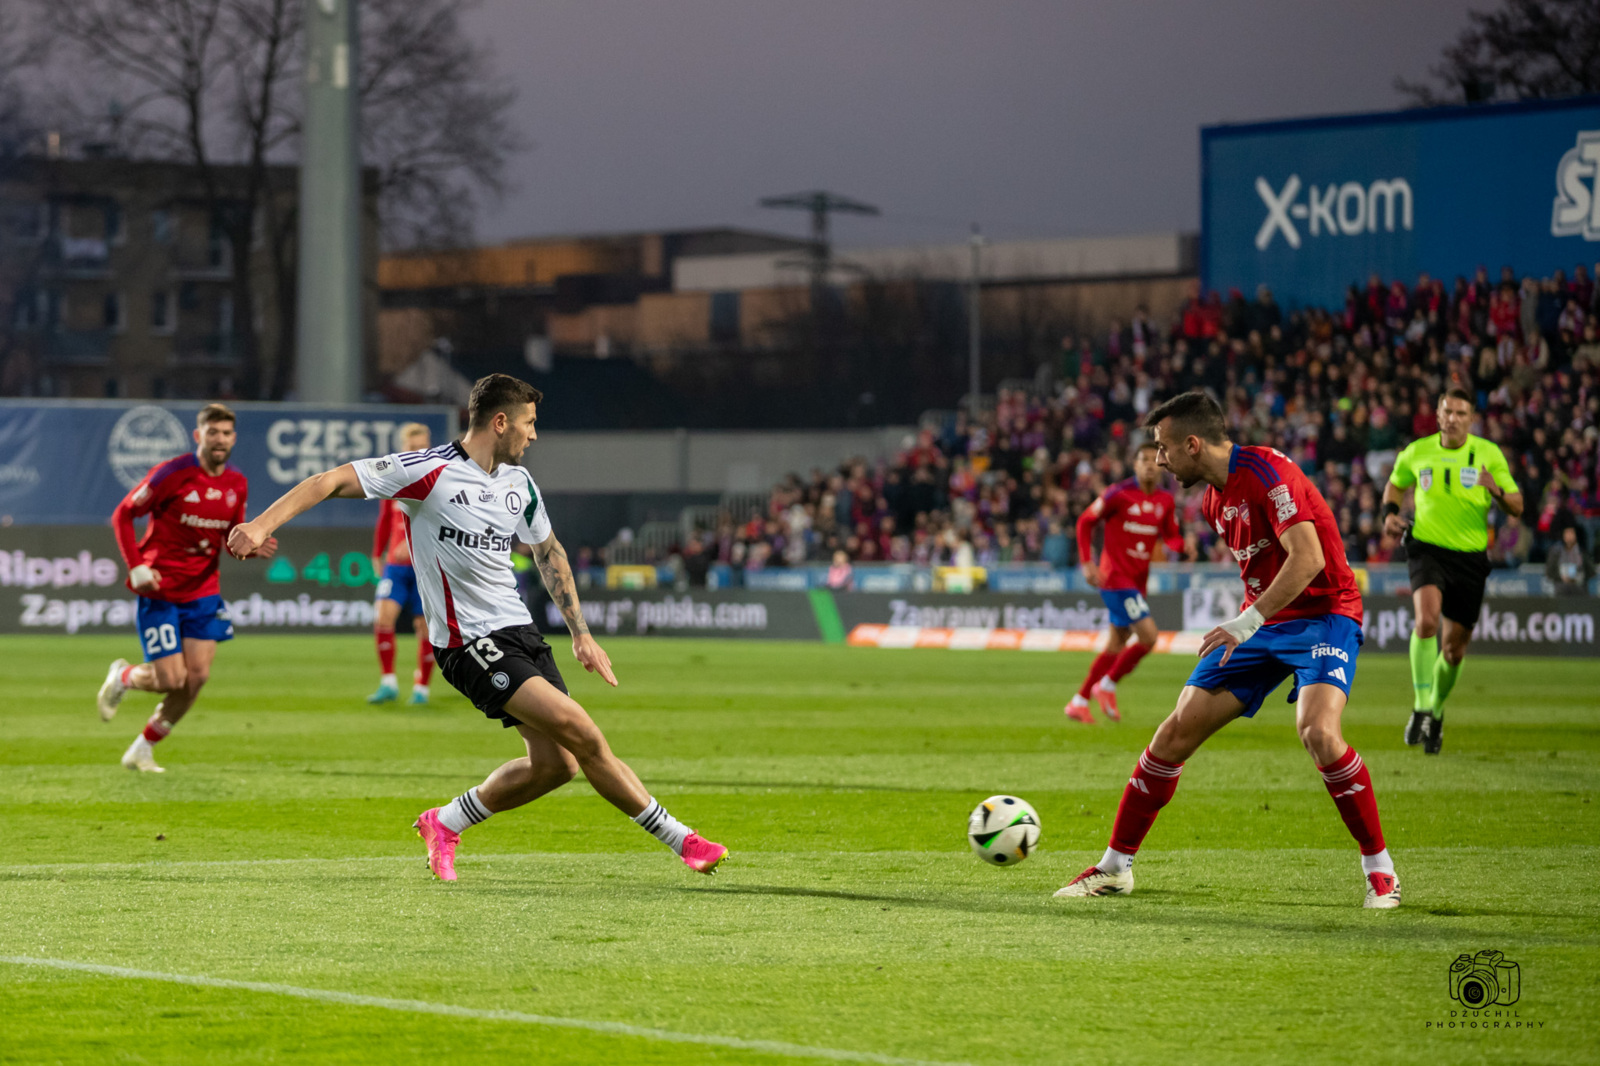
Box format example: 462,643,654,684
807,589,846,644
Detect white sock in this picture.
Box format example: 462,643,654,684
1098,846,1134,874
380,673,397,687
412,684,429,695
1361,848,1395,875
633,797,691,855
1069,694,1089,708
1098,677,1117,692
437,787,492,834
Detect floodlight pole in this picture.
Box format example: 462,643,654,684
968,223,984,413
297,0,362,403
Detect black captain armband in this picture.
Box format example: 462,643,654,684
1382,502,1400,519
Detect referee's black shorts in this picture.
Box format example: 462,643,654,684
434,624,568,728
1404,534,1491,629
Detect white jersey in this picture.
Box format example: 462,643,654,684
354,441,551,647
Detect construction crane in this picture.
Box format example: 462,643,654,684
758,190,880,291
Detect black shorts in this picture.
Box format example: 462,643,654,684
434,624,568,728
1405,535,1491,628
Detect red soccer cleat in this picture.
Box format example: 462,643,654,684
1091,680,1122,722
1364,870,1401,909
1064,700,1096,725
1053,864,1134,897
413,808,459,882
680,832,728,874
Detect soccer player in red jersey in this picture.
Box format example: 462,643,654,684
96,403,278,772
1066,441,1182,723
1056,392,1399,908
368,422,435,705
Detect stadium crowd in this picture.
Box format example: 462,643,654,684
653,264,1600,581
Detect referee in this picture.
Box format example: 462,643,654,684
1382,387,1523,754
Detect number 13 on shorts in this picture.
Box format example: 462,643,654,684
466,636,503,669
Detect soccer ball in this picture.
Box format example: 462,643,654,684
967,795,1041,866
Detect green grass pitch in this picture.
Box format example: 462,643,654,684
2,633,1596,1065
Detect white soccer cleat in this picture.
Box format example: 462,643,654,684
98,659,130,722
1363,870,1401,909
1053,864,1134,898
121,736,165,774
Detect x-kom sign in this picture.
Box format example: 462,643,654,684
1254,174,1414,250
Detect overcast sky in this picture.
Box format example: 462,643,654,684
463,0,1479,250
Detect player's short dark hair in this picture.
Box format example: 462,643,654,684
197,402,236,427
467,374,543,428
1143,390,1227,444
1438,386,1474,408
1134,440,1159,457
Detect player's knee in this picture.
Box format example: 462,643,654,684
1413,616,1438,639
548,751,580,785
554,711,606,762
1296,717,1340,756
1442,643,1467,666
184,668,210,695
1151,713,1195,762
155,660,187,693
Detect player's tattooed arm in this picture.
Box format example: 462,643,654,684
532,533,588,636
534,533,619,686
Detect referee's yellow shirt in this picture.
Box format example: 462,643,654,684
1388,433,1518,553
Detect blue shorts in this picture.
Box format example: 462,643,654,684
1100,588,1151,628
136,594,234,661
1186,614,1363,718
376,564,424,614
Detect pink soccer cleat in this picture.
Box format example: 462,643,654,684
1091,680,1122,722
413,808,459,882
1063,700,1096,725
680,833,728,874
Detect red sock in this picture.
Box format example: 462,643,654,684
1108,747,1185,854
1318,747,1387,855
142,716,172,745
1076,651,1118,699
415,642,435,686
1108,640,1152,682
376,629,396,674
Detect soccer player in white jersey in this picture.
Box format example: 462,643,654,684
227,374,728,880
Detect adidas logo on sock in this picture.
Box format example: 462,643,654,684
448,490,469,506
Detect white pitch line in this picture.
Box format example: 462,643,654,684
0,955,972,1066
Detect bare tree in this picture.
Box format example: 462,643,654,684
1397,0,1600,105
0,0,42,154
32,0,517,397
360,0,519,251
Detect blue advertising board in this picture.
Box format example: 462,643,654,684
1202,95,1600,309
0,400,455,526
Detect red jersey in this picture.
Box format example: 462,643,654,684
1201,445,1363,625
1076,478,1181,593
112,453,249,603
372,498,413,566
